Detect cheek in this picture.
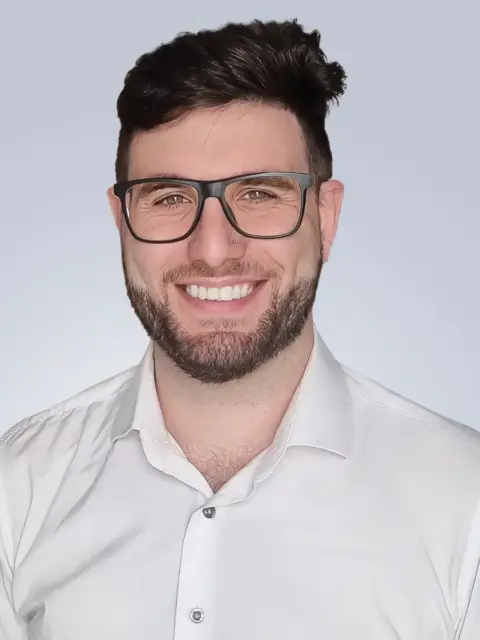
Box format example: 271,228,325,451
297,216,322,271
122,241,175,292
121,247,147,290
278,224,320,281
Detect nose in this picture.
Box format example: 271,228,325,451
187,197,244,268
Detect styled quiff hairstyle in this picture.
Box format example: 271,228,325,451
115,19,346,184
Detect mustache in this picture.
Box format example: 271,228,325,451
162,261,279,284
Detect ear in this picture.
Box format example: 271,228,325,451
318,179,344,262
107,186,123,231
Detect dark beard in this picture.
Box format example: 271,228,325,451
123,258,322,384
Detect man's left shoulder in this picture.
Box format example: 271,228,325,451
343,364,480,473
340,366,480,635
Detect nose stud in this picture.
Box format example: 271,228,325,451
232,239,237,244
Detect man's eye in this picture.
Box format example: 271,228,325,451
159,194,188,206
243,189,272,201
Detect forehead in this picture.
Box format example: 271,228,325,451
127,102,309,181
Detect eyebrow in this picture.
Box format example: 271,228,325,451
237,176,293,189
134,170,298,182
139,171,187,180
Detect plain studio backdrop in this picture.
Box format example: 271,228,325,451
0,0,478,434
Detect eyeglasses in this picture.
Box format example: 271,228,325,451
113,171,313,244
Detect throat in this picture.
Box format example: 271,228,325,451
182,441,264,492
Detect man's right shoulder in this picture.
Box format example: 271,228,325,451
0,366,137,464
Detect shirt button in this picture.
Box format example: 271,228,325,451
202,507,216,519
190,608,204,623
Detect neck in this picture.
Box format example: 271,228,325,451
153,319,315,489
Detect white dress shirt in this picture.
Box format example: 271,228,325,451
1,330,480,639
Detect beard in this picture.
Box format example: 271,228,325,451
123,255,322,384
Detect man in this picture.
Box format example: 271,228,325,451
1,18,479,640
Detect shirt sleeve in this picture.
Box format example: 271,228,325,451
456,564,480,639
456,497,480,639
0,467,27,639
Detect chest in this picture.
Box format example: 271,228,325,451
15,464,458,640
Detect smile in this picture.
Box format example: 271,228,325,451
185,283,255,301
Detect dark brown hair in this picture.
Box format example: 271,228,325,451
115,19,346,183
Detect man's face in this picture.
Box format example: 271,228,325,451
108,102,342,383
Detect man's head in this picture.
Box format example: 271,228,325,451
108,19,346,384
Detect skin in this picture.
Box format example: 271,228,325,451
108,101,343,491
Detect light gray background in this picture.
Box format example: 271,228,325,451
1,0,478,433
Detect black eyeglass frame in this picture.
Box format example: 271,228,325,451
113,171,314,244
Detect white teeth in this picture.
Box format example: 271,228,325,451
206,288,218,301
185,283,254,301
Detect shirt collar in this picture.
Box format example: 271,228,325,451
111,342,165,443
110,328,354,460
287,328,354,456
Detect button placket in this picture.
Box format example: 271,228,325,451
173,506,218,638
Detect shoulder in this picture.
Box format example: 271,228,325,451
0,366,137,473
343,364,480,452
341,365,480,625
0,366,138,549
341,364,480,509
0,365,138,564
